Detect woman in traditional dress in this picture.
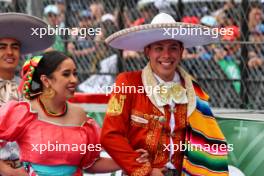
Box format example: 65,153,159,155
0,50,148,176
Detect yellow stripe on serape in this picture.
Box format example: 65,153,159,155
189,110,225,141
183,159,229,176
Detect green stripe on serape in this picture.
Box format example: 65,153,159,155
186,145,228,172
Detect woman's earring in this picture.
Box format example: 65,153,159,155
42,87,55,99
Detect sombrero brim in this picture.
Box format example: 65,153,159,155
0,13,54,54
105,23,220,51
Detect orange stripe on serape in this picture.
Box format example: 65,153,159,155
189,110,225,141
192,81,209,101
183,159,229,176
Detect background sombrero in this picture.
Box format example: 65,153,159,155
0,13,54,54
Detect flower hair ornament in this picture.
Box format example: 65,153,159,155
18,55,43,99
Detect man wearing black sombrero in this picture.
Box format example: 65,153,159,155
101,13,229,176
0,13,54,175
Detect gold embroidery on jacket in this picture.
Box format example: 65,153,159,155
151,105,187,169
145,118,163,161
106,95,126,116
153,132,167,165
131,162,151,176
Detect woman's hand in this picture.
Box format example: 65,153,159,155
14,167,28,176
1,166,27,176
135,148,149,163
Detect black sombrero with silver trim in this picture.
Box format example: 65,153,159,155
0,13,54,54
105,13,220,51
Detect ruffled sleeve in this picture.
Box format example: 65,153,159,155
80,118,101,169
0,100,35,142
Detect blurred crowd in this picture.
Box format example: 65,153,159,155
40,0,264,70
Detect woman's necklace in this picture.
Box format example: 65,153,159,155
37,96,68,117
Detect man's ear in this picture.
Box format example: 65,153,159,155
144,46,150,59
40,75,50,88
180,46,184,55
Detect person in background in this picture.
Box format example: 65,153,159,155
67,9,95,59
55,0,66,25
43,4,65,52
0,12,54,176
90,2,105,26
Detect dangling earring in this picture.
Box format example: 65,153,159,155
42,87,55,99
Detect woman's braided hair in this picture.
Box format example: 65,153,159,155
19,56,43,99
